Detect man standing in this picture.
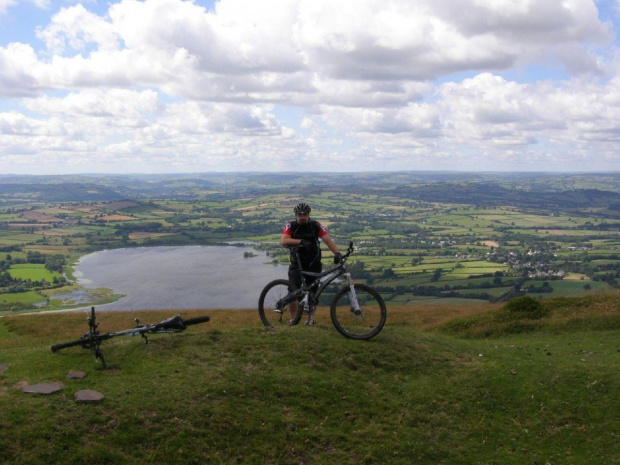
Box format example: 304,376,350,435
281,202,341,325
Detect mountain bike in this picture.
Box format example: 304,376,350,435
51,307,210,368
258,242,386,340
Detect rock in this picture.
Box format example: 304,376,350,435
0,364,8,374
75,390,104,403
66,370,87,379
22,383,64,395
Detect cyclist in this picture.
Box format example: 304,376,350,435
281,202,342,325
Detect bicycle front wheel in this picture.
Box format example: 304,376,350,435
258,279,301,328
330,283,386,340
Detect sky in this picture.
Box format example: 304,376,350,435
1,0,620,174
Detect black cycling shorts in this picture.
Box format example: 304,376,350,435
288,262,322,290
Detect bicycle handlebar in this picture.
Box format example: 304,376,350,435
288,240,354,259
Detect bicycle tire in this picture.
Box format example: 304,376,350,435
51,338,86,352
183,316,211,326
258,279,301,327
330,283,387,340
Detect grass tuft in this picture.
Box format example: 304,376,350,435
438,292,620,338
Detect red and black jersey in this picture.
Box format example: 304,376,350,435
282,220,328,268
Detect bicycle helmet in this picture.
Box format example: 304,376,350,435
294,202,311,214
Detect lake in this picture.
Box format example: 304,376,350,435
73,245,288,310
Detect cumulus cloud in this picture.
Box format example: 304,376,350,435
0,43,43,97
0,0,619,173
12,0,610,98
24,88,161,119
37,4,119,54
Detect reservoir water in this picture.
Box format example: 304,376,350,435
73,245,288,310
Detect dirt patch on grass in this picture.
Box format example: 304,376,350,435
94,215,137,222
564,273,589,281
41,229,72,236
539,229,574,235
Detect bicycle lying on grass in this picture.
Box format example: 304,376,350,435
51,307,210,368
258,242,386,340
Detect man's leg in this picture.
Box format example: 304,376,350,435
288,267,301,324
303,263,321,324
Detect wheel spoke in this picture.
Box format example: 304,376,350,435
258,280,300,327
330,284,386,339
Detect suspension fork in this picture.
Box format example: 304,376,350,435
344,272,362,315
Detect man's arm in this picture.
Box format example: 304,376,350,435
281,233,302,247
321,233,340,255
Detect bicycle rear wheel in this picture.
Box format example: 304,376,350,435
258,279,301,328
330,283,386,340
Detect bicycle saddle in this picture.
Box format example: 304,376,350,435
154,315,186,331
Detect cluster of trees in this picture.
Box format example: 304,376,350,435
373,284,497,302
0,272,14,287
515,281,554,293
25,251,66,272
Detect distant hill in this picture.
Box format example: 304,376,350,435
393,183,620,212
0,182,124,202
1,173,619,214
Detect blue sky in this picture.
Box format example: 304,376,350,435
1,0,620,174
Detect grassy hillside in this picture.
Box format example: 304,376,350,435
0,294,619,464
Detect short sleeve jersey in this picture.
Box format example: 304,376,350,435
281,220,329,239
282,220,329,268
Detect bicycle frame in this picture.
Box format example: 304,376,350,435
52,307,209,368
259,240,386,338
278,242,356,311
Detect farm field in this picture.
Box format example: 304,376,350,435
0,172,619,313
7,264,61,282
0,290,44,306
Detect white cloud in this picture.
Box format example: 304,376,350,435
0,0,619,173
158,100,283,136
37,4,119,54
437,72,620,148
0,0,17,17
10,0,609,99
0,43,43,97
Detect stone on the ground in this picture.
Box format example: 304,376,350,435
22,383,64,394
75,389,104,403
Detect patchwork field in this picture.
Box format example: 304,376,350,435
1,172,619,313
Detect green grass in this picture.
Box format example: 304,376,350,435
0,295,619,464
0,290,44,306
0,234,47,245
525,279,610,298
7,264,61,282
